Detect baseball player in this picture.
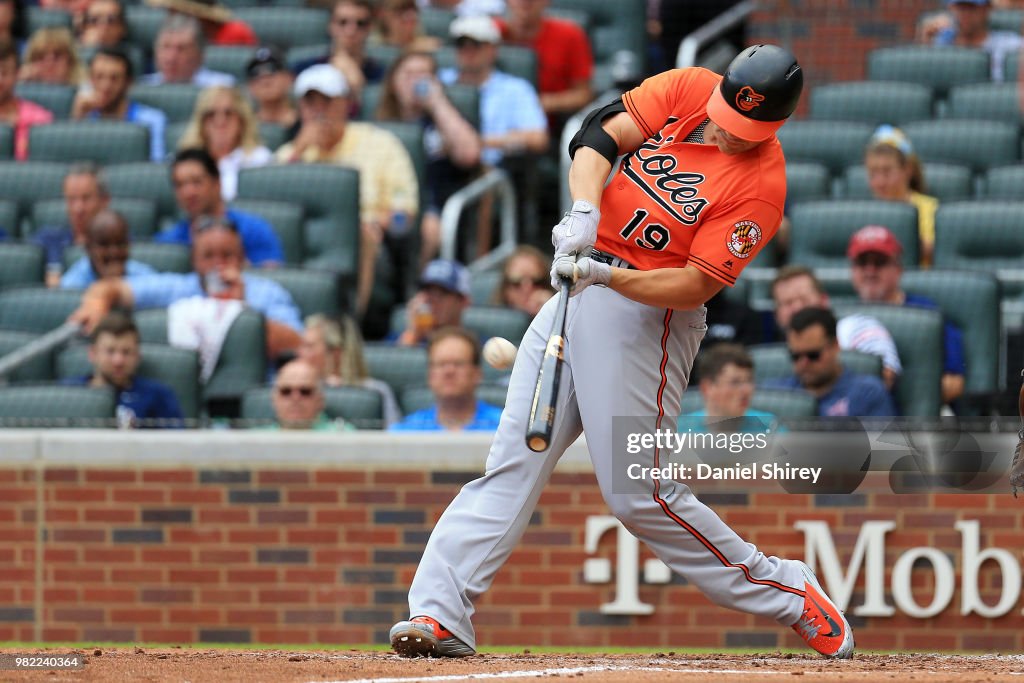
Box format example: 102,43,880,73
391,45,854,660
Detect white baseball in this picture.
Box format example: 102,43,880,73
482,337,518,370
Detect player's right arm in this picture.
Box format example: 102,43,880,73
568,112,644,206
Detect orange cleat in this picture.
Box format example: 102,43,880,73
390,616,476,658
791,561,855,659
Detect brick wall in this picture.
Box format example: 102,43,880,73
1,431,1023,651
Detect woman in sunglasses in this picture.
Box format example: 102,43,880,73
77,0,126,48
490,245,553,317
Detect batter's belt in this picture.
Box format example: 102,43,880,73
588,248,637,270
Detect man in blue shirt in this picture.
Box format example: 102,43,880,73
156,148,283,266
32,163,111,285
680,343,776,434
72,46,167,162
65,311,184,428
769,307,896,418
60,209,155,289
391,327,502,431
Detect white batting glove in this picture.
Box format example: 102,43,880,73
551,199,600,256
552,254,611,297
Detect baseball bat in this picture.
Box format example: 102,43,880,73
525,277,572,453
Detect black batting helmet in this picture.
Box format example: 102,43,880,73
706,44,803,142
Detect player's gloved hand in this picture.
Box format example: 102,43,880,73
552,254,611,297
551,199,600,256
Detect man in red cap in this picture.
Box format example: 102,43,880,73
848,224,966,405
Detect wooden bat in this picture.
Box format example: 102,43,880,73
526,277,571,453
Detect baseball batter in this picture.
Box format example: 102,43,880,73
391,45,854,660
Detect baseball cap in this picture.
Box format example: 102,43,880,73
705,44,803,142
294,64,350,99
847,225,903,261
449,15,500,44
246,45,285,79
420,259,470,297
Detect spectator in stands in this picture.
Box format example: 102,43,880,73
0,39,53,161
245,45,297,132
497,0,593,128
864,125,938,267
33,163,109,286
276,64,418,314
0,0,27,51
66,311,185,428
375,50,482,267
372,0,441,52
299,313,402,427
679,343,775,434
292,0,385,103
268,359,354,431
72,47,167,162
60,209,155,289
19,27,83,85
439,15,548,168
771,265,902,390
70,215,303,358
147,0,257,46
141,15,234,87
77,0,127,49
396,259,470,347
179,85,272,201
919,0,1022,81
769,307,896,417
390,326,502,431
848,225,967,405
158,148,283,266
700,288,765,352
490,244,552,317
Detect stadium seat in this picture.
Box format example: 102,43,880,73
945,82,1020,124
0,287,81,333
203,309,267,407
236,165,361,275
444,83,481,130
463,306,531,345
104,162,179,228
250,266,339,319
749,388,819,418
470,269,503,306
230,198,304,265
0,385,115,428
399,383,509,415
285,43,329,72
902,120,1019,173
164,120,187,153
127,242,191,273
983,164,1024,199
833,302,943,417
241,385,385,429
785,162,831,205
775,121,874,176
29,121,150,164
419,6,455,38
15,82,75,120
124,5,166,56
25,7,71,33
840,162,974,202
788,200,920,268
901,269,999,402
0,199,19,240
1005,49,1021,82
809,81,933,126
0,162,68,235
550,0,646,63
0,244,45,291
0,329,55,383
933,200,1024,295
258,123,288,152
866,46,990,99
366,43,402,74
203,45,257,82
364,343,428,398
989,8,1024,33
56,342,202,420
233,7,329,50
0,124,12,159
135,309,168,344
30,197,159,240
129,83,201,123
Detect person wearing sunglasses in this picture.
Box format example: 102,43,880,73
769,306,895,418
77,0,126,48
267,359,354,431
491,245,552,317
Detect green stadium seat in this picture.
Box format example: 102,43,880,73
129,83,201,123
788,200,920,268
809,81,933,126
400,382,508,415
258,123,288,152
285,43,329,72
125,5,166,55
945,82,1020,124
419,6,455,39
1005,49,1021,82
0,124,12,160
104,162,178,227
364,343,428,398
30,197,159,240
241,385,385,429
550,0,646,62
236,165,360,275
463,306,531,345
57,342,202,420
15,83,74,119
366,43,402,73
470,269,503,306
26,7,71,33
203,45,257,82
841,162,974,202
134,309,168,344
902,119,1019,173
444,83,480,130
786,162,831,205
0,199,19,239
203,309,266,405
749,388,819,418
0,385,115,428
833,302,943,417
983,164,1024,199
867,46,990,98
128,242,191,273
776,121,873,176
0,286,81,333
230,199,304,265
933,200,1024,296
989,8,1024,32
233,7,329,49
0,329,55,383
0,244,45,290
251,266,339,319
0,162,68,235
164,120,187,153
29,121,150,164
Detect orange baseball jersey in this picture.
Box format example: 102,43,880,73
594,67,787,286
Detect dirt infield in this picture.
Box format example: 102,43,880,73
2,648,1023,682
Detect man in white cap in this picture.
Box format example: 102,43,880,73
277,64,419,318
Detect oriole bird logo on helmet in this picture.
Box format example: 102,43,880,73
735,86,765,112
